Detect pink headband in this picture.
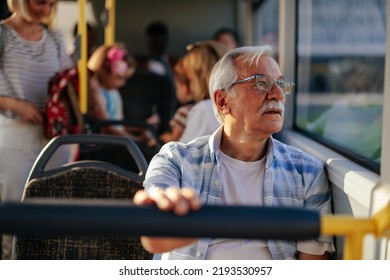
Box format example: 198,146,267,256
107,47,127,61
106,47,128,76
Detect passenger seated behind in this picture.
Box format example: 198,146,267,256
159,62,195,143
176,40,229,143
87,44,155,147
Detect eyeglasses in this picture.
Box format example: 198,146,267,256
226,74,295,95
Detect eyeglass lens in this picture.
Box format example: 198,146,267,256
255,75,294,95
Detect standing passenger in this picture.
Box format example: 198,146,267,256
144,21,177,78
0,0,73,259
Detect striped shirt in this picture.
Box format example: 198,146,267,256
0,24,73,118
144,126,335,259
169,103,194,130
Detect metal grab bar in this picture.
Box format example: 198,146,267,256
0,202,320,240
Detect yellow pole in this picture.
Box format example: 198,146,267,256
77,0,88,114
105,0,116,45
372,203,390,237
343,232,365,260
321,215,376,260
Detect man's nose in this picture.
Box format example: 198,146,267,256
266,82,285,101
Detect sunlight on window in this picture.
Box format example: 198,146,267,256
295,0,385,169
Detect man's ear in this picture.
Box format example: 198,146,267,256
214,89,230,115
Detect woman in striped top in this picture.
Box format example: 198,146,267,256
0,0,73,259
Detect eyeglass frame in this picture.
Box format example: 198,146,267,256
222,73,295,95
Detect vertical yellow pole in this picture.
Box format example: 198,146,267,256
343,233,365,260
105,0,116,45
77,0,88,114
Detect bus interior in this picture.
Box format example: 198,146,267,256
0,0,389,260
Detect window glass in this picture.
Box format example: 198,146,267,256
254,0,279,57
296,0,386,169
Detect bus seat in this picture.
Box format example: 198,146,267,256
12,135,152,260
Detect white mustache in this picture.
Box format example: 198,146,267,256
260,100,285,114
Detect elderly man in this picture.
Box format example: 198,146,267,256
134,45,335,260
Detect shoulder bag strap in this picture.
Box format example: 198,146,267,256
0,23,4,60
46,29,61,59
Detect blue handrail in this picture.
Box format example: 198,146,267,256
0,202,320,240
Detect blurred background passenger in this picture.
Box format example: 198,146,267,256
87,43,159,158
143,20,177,77
119,21,177,137
159,61,195,143
212,27,239,50
177,40,229,143
0,0,73,259
119,67,176,136
87,43,135,132
71,21,98,61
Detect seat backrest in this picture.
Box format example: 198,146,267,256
27,134,148,182
13,135,152,260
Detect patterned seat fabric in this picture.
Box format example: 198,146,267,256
13,167,152,260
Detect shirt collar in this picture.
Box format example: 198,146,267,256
208,125,224,165
265,137,276,168
208,125,276,168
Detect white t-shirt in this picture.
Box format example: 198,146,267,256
205,151,273,260
179,99,220,143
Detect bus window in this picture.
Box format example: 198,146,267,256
295,0,386,172
254,0,279,58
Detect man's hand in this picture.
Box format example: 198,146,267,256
133,187,201,253
133,186,201,215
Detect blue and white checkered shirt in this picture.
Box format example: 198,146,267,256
144,126,335,259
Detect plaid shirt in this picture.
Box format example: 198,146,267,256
144,126,335,259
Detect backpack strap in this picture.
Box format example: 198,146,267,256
0,22,4,60
46,29,61,59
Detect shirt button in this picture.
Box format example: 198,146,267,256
196,251,201,257
214,180,220,186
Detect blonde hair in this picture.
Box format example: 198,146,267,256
7,0,58,28
175,40,228,102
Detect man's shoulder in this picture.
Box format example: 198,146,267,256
160,136,211,158
163,135,210,150
272,138,323,167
